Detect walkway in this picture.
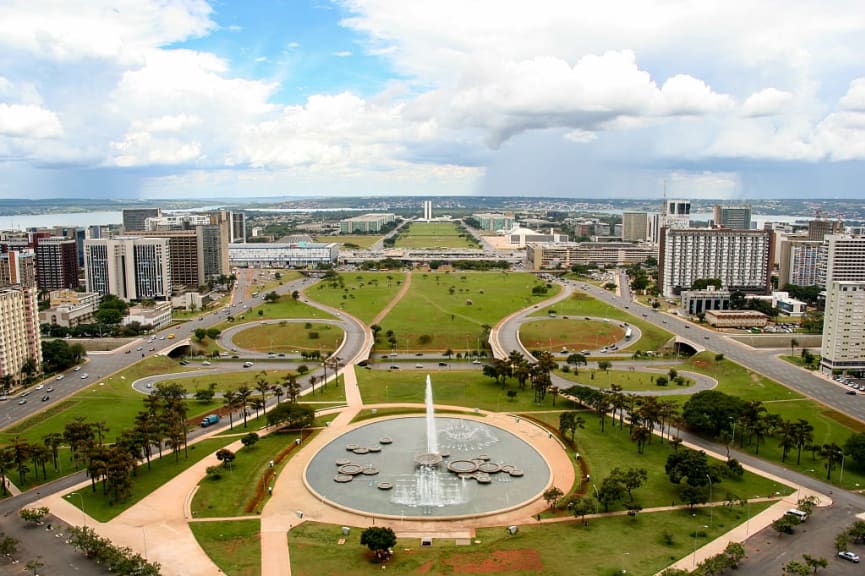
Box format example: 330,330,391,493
369,269,413,326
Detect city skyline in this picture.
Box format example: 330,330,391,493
1,1,864,200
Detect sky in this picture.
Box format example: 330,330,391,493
1,1,864,201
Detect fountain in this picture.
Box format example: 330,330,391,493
304,374,551,518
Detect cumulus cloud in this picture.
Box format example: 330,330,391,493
332,50,352,57
0,104,63,138
742,88,794,117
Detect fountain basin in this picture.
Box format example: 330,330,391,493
305,416,551,519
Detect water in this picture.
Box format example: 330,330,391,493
425,375,439,455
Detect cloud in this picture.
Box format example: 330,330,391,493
332,50,352,57
255,56,269,63
0,103,63,138
742,88,794,117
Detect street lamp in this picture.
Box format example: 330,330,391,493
840,452,846,484
706,474,713,527
67,492,85,527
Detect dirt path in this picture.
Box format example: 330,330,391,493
370,270,412,326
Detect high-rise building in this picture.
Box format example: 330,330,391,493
84,237,171,301
122,208,161,232
819,235,865,374
423,201,432,221
34,236,80,291
808,218,844,241
622,212,660,242
663,199,691,230
0,250,42,384
658,228,774,297
712,205,752,230
230,211,246,243
778,238,822,288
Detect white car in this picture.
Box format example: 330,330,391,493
56,374,64,381
80,373,89,379
35,384,44,390
73,366,81,372
839,551,860,563
472,359,481,365
202,361,211,366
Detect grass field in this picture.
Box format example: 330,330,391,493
66,436,231,522
393,222,478,249
378,272,560,352
190,519,261,576
520,319,625,352
289,502,773,576
314,235,381,249
356,369,580,412
533,292,672,352
306,272,406,325
212,298,335,333
192,430,303,517
555,368,699,392
232,322,345,353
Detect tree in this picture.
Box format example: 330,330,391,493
597,471,627,512
194,328,207,342
773,514,801,535
222,390,240,431
620,467,648,500
267,402,314,429
215,448,235,469
360,526,396,562
19,506,49,525
543,486,563,510
0,532,18,559
264,291,280,303
569,496,595,525
820,443,844,480
25,558,43,575
666,449,711,489
802,554,828,574
682,390,744,436
790,338,799,357
241,432,259,449
255,372,270,417
782,560,810,576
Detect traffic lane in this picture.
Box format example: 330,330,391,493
129,361,317,393
736,504,862,575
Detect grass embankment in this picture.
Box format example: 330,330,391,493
211,298,335,334
555,368,699,392
66,437,231,522
289,504,773,576
306,272,406,325
520,318,625,353
231,322,344,354
356,369,579,413
533,291,672,352
192,429,305,517
393,222,478,249
379,272,559,352
190,519,261,576
314,235,381,249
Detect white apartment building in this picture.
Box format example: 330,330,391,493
663,199,691,230
820,235,865,374
84,237,172,301
0,250,41,383
659,228,774,298
821,281,865,374
228,242,339,268
39,289,101,327
124,301,172,331
778,237,822,288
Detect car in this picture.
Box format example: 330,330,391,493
159,336,166,340
146,382,153,389
73,366,81,372
438,362,448,367
472,359,481,365
838,551,860,563
363,365,372,370
21,391,30,397
125,349,131,354
389,365,400,370
17,399,27,405
415,364,424,368
277,352,285,357
415,352,424,357
267,352,276,358
179,360,190,366
136,346,143,351
704,336,710,340
81,373,88,379
243,361,254,368
847,390,857,395
148,346,155,351
684,325,690,329
35,384,44,390
41,395,50,402
202,361,211,366
46,387,53,392
56,374,64,380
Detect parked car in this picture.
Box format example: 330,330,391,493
839,551,860,563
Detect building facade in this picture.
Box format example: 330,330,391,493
228,242,339,268
821,281,865,374
525,242,656,270
0,250,42,383
663,199,691,230
84,237,172,301
35,236,80,291
705,309,769,328
778,238,822,288
712,205,752,230
122,208,161,232
659,228,774,297
809,218,844,242
124,301,173,331
339,214,396,234
230,211,246,243
423,201,432,221
473,213,514,232
680,288,731,316
39,290,101,327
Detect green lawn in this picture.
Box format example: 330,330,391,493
526,410,787,510
520,319,625,353
379,272,560,352
393,222,478,249
314,235,381,249
212,298,335,333
190,519,261,576
555,368,699,392
306,272,406,325
290,503,773,576
192,430,303,517
533,292,672,352
356,369,579,412
65,437,231,522
232,322,345,353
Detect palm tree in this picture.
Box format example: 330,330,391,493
309,375,318,396
820,443,844,480
0,447,13,496
250,398,264,419
284,373,300,404
254,372,269,417
790,338,799,357
793,419,814,465
778,420,798,463
222,390,240,431
271,384,284,405
631,425,651,454
237,385,252,428
42,432,63,472
133,410,161,468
